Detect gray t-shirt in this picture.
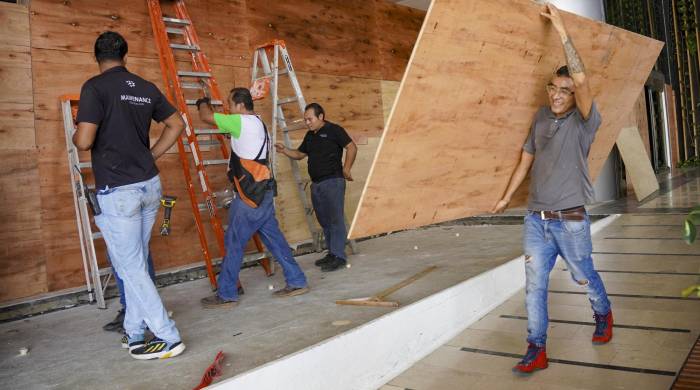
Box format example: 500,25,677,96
523,102,601,211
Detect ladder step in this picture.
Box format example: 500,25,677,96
166,27,186,35
194,128,222,135
185,99,223,106
203,159,229,166
282,123,307,133
162,17,190,26
98,266,113,276
184,139,222,147
178,71,212,78
180,82,205,90
277,97,299,105
243,252,268,263
170,43,199,52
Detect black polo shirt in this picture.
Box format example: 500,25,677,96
298,121,352,183
76,66,176,189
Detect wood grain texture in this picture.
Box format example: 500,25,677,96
0,3,34,150
0,1,30,47
374,0,426,81
0,3,45,301
349,0,664,239
1,0,423,302
29,0,249,67
616,127,659,201
0,150,47,301
246,0,381,79
256,70,385,141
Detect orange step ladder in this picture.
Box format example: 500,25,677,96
146,0,273,290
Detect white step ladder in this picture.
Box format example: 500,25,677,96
251,40,358,254
61,95,111,309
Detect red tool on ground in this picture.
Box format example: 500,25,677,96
193,351,225,390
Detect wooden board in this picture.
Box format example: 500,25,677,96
255,71,385,141
0,0,424,302
0,3,46,302
246,0,381,79
381,80,400,123
375,0,426,81
616,127,659,201
349,0,664,239
29,0,249,67
0,150,48,302
0,2,34,151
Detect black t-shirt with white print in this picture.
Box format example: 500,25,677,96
298,121,352,183
76,66,176,189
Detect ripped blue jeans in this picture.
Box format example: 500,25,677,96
523,211,610,346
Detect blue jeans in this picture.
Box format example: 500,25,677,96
523,211,610,346
311,177,347,261
95,175,180,343
217,191,307,301
107,251,155,308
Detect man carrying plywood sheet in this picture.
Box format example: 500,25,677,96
492,4,612,374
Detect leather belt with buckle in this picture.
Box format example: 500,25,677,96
533,206,586,221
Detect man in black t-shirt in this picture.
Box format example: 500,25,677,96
73,31,186,360
275,103,357,272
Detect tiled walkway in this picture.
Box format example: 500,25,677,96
381,172,700,390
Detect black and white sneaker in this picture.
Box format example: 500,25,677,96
120,335,146,352
129,337,186,360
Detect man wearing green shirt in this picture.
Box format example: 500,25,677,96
196,88,309,308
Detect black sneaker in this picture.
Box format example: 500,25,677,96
103,308,125,332
201,295,239,309
121,335,146,351
314,253,334,267
129,338,186,360
321,256,347,272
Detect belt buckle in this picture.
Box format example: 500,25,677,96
540,210,546,220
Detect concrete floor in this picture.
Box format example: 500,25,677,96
381,171,700,390
0,223,525,390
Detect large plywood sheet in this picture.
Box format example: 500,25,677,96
349,0,664,239
375,0,426,81
246,0,381,79
616,127,659,201
0,2,34,151
29,0,249,67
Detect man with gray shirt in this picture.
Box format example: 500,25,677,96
491,3,612,374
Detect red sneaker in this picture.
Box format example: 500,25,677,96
513,343,548,374
592,311,613,344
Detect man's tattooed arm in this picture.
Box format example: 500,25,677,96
563,38,585,74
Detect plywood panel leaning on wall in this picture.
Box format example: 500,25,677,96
349,0,664,239
374,0,426,81
246,0,381,79
616,127,659,201
29,0,249,67
0,2,48,301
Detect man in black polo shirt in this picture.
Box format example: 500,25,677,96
275,103,357,272
73,31,186,360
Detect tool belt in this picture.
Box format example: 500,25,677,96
531,206,586,221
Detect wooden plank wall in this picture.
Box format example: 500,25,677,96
0,2,47,301
348,0,664,239
0,0,425,303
